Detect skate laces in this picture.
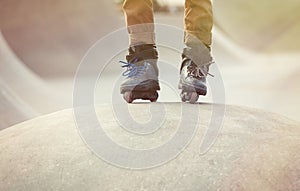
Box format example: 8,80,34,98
120,60,146,78
187,61,214,79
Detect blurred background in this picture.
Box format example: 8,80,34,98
0,0,299,129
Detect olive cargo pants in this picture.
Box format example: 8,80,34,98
122,0,213,48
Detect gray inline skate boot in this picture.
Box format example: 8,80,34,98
178,47,214,104
120,44,160,103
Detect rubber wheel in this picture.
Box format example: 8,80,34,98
123,92,133,103
181,91,192,102
180,92,186,102
189,92,199,104
150,92,158,102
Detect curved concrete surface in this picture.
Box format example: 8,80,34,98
0,0,122,77
0,0,121,129
0,32,69,129
0,80,37,129
0,103,299,190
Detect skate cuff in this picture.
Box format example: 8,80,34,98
182,47,214,67
126,46,158,63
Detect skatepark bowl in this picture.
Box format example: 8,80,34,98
0,0,300,190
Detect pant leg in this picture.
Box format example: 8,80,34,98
184,0,213,48
123,0,156,46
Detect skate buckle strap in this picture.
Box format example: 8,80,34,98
120,60,146,78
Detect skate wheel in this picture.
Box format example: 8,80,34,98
149,92,158,102
180,91,198,103
123,92,133,103
150,98,157,102
180,92,186,102
189,92,199,104
180,91,190,102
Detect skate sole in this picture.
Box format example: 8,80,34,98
123,91,158,103
120,80,160,94
179,82,207,96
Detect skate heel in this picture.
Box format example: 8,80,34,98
121,79,160,103
123,90,158,103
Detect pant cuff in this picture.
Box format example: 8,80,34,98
127,23,156,46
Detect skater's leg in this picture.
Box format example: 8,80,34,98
179,0,214,103
121,0,159,103
182,0,213,72
122,0,156,46
122,0,158,75
184,0,213,48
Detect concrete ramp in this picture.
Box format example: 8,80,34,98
0,0,121,129
0,32,68,129
0,0,122,77
0,80,37,129
0,103,299,190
